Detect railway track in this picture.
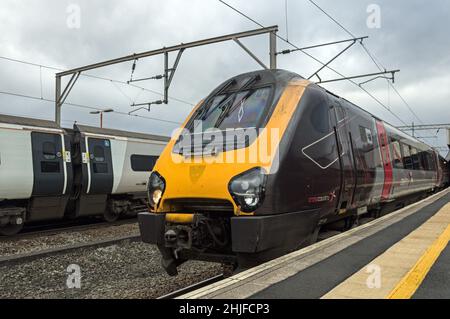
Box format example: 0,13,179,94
0,234,141,266
157,274,225,299
0,218,137,242
2,190,446,299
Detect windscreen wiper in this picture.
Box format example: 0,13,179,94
187,79,237,131
214,74,261,127
231,74,261,97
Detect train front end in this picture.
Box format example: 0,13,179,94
138,70,310,275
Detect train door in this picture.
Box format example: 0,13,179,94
375,120,393,201
331,101,356,213
86,137,114,194
31,132,65,196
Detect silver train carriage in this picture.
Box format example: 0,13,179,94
0,114,169,235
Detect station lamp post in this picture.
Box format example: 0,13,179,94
89,108,114,128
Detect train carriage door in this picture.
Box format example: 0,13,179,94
31,132,65,196
86,138,113,194
375,120,393,200
331,101,356,212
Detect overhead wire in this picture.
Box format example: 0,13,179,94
0,4,434,133
217,0,408,126
0,55,192,126
305,0,446,149
0,55,194,106
306,0,425,126
0,89,182,125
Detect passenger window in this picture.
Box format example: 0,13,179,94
359,126,373,145
131,155,158,172
43,142,57,160
419,152,429,171
402,144,413,170
390,140,403,169
334,105,346,122
41,161,60,173
410,147,421,170
93,146,105,162
427,153,435,171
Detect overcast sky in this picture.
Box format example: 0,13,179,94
0,0,449,154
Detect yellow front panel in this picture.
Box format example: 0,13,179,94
154,79,311,215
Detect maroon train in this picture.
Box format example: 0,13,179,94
138,69,449,274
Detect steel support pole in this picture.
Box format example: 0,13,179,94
164,52,169,104
269,31,277,69
233,38,268,69
316,70,400,84
276,36,368,55
308,40,356,80
55,76,61,125
56,26,278,77
167,49,184,86
54,26,278,121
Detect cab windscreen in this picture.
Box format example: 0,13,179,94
189,86,272,132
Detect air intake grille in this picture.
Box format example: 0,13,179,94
167,198,234,213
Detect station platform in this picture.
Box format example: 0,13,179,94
181,188,450,299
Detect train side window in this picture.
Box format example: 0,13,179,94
390,139,403,169
419,151,429,171
427,152,435,171
93,146,105,162
402,144,413,170
311,103,331,134
359,126,374,146
334,104,346,122
410,147,421,170
130,154,158,172
43,142,56,160
41,161,60,173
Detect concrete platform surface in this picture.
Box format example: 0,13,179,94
179,188,450,299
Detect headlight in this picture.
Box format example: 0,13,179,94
228,167,267,212
147,171,166,209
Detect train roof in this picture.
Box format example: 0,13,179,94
0,113,61,129
74,124,170,142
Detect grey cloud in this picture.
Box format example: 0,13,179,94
0,0,448,151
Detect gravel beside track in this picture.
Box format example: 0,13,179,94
0,222,140,256
0,240,222,299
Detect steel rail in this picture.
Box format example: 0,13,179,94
0,234,141,266
0,219,137,242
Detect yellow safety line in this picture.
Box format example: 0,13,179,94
388,223,450,299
